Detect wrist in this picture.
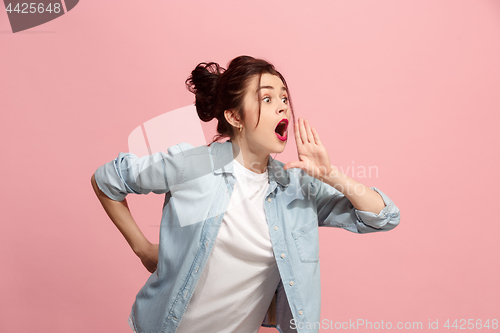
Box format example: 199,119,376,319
321,165,342,185
131,238,152,257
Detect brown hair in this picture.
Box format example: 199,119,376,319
185,55,295,145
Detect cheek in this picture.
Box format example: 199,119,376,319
255,118,275,137
244,104,261,128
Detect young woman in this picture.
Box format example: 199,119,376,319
91,55,400,333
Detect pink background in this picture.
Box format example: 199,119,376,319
1,0,500,332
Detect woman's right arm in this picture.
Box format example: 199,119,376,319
90,144,189,272
91,173,159,273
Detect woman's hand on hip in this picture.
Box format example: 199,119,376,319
135,241,159,273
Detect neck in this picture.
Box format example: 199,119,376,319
230,137,269,174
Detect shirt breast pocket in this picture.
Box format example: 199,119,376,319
291,218,319,263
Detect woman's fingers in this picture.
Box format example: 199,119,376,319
297,118,316,144
311,127,322,146
294,120,303,145
293,118,323,158
298,118,309,143
304,119,314,143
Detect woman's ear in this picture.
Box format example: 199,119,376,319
224,109,241,128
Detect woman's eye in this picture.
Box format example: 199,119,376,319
263,96,271,103
282,97,288,104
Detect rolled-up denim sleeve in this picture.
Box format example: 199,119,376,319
94,143,188,201
314,178,400,233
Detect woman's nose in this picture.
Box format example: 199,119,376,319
278,103,289,114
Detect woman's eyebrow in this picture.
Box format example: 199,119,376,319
256,86,287,92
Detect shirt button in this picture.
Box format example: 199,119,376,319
299,310,303,315
274,226,278,231
267,197,272,203
281,253,285,258
289,281,294,286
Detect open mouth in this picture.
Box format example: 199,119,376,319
275,118,288,141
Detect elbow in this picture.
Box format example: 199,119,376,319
379,210,401,232
91,173,98,190
91,173,104,196
354,209,400,233
384,212,401,231
377,209,401,231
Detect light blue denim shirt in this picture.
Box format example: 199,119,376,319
94,140,400,333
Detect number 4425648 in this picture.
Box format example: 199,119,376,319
444,319,498,330
5,3,62,14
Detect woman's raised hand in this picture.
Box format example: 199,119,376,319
283,118,333,181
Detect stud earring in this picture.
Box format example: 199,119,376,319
239,125,242,132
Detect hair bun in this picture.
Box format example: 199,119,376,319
185,62,225,122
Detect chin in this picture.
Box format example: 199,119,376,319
272,142,287,154
258,137,286,155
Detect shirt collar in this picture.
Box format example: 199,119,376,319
211,140,290,188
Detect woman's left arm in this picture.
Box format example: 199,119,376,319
321,165,386,214
284,117,400,232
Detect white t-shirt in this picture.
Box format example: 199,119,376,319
173,158,281,333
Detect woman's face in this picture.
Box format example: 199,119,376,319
240,73,291,156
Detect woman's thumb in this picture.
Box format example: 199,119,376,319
283,161,304,170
